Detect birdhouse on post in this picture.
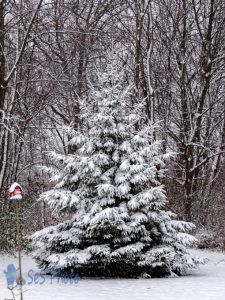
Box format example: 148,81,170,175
9,182,23,201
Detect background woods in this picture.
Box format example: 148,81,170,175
0,0,225,251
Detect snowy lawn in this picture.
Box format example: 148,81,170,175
0,249,225,300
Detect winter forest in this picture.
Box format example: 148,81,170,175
0,0,225,298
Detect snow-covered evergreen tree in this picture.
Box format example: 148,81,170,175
32,56,204,278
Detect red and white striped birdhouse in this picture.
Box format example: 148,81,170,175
9,182,23,200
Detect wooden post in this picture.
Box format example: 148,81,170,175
16,201,23,300
9,182,24,300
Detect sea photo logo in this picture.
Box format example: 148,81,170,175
27,268,80,285
3,263,80,298
3,263,26,299
4,264,20,286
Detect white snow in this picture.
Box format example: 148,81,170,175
1,249,225,300
9,182,23,193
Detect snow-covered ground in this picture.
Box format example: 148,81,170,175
0,249,225,300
